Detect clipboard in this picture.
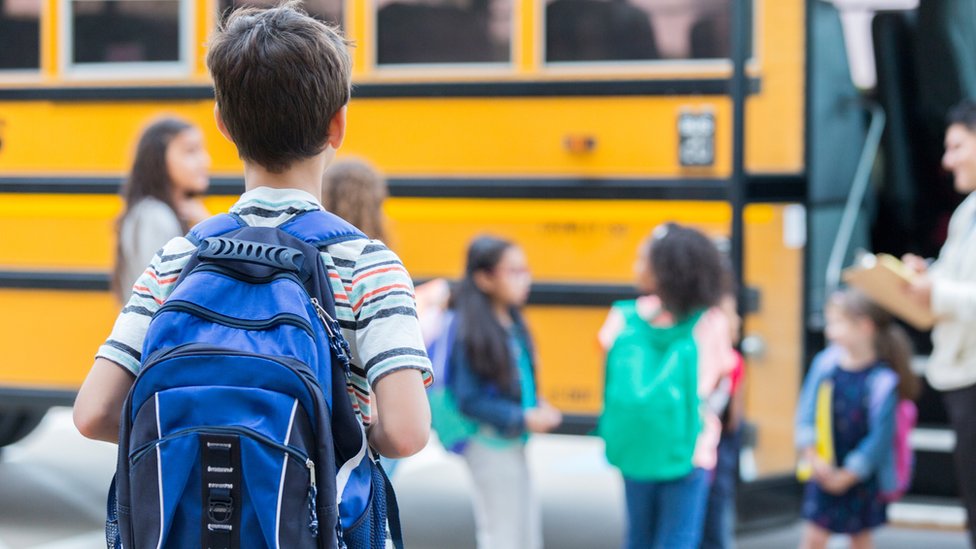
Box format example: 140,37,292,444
842,253,936,330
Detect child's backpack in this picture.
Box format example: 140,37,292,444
862,364,916,502
598,300,703,481
109,211,401,549
881,398,918,502
425,311,478,453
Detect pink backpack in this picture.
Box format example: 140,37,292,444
881,398,917,502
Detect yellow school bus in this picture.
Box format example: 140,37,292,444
7,0,941,521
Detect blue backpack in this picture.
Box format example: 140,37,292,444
108,211,402,549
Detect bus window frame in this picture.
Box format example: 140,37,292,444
537,0,761,76
59,0,194,80
362,0,761,83
0,0,44,78
370,0,518,74
218,0,345,29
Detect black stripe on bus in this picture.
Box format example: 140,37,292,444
528,283,637,306
0,175,805,201
0,175,806,201
0,387,77,409
0,176,244,196
387,177,731,200
744,173,806,203
0,176,729,200
0,271,109,291
553,414,598,436
0,78,761,101
0,270,634,306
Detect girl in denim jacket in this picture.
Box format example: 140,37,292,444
795,290,919,549
449,236,563,549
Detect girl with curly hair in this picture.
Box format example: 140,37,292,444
598,223,735,549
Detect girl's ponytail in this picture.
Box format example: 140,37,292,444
875,322,920,401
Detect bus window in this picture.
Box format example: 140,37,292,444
376,0,512,65
0,0,41,70
219,0,342,27
544,0,733,63
70,0,181,65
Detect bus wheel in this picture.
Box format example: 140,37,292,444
0,408,47,448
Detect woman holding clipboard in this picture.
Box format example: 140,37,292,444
904,100,976,547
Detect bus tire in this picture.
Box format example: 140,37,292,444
0,408,47,448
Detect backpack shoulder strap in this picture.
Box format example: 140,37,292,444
613,299,643,327
185,213,245,246
278,210,366,248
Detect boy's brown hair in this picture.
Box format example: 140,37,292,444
207,1,351,173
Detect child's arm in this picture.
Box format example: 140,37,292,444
597,307,624,352
348,244,433,458
73,358,135,443
368,369,430,458
841,371,898,482
695,308,735,397
75,237,194,443
795,353,828,451
450,347,526,436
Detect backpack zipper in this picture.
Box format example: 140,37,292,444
157,301,315,338
139,345,324,408
129,424,309,466
167,262,353,373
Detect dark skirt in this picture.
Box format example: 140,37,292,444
801,476,887,534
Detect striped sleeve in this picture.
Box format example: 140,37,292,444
96,237,196,375
347,242,433,389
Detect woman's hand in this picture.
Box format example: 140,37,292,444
902,253,929,275
906,275,933,310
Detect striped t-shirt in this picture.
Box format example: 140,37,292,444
97,186,433,425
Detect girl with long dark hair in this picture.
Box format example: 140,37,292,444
113,117,211,301
450,236,562,549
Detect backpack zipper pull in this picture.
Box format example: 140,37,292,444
306,458,319,537
311,297,354,373
310,297,337,335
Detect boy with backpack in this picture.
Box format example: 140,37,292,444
73,4,432,548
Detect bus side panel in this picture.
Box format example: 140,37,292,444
387,198,732,283
742,204,805,477
0,289,117,389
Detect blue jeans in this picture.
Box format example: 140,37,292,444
623,467,710,549
702,429,741,549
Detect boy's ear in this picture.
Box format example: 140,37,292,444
214,104,233,143
326,105,347,150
